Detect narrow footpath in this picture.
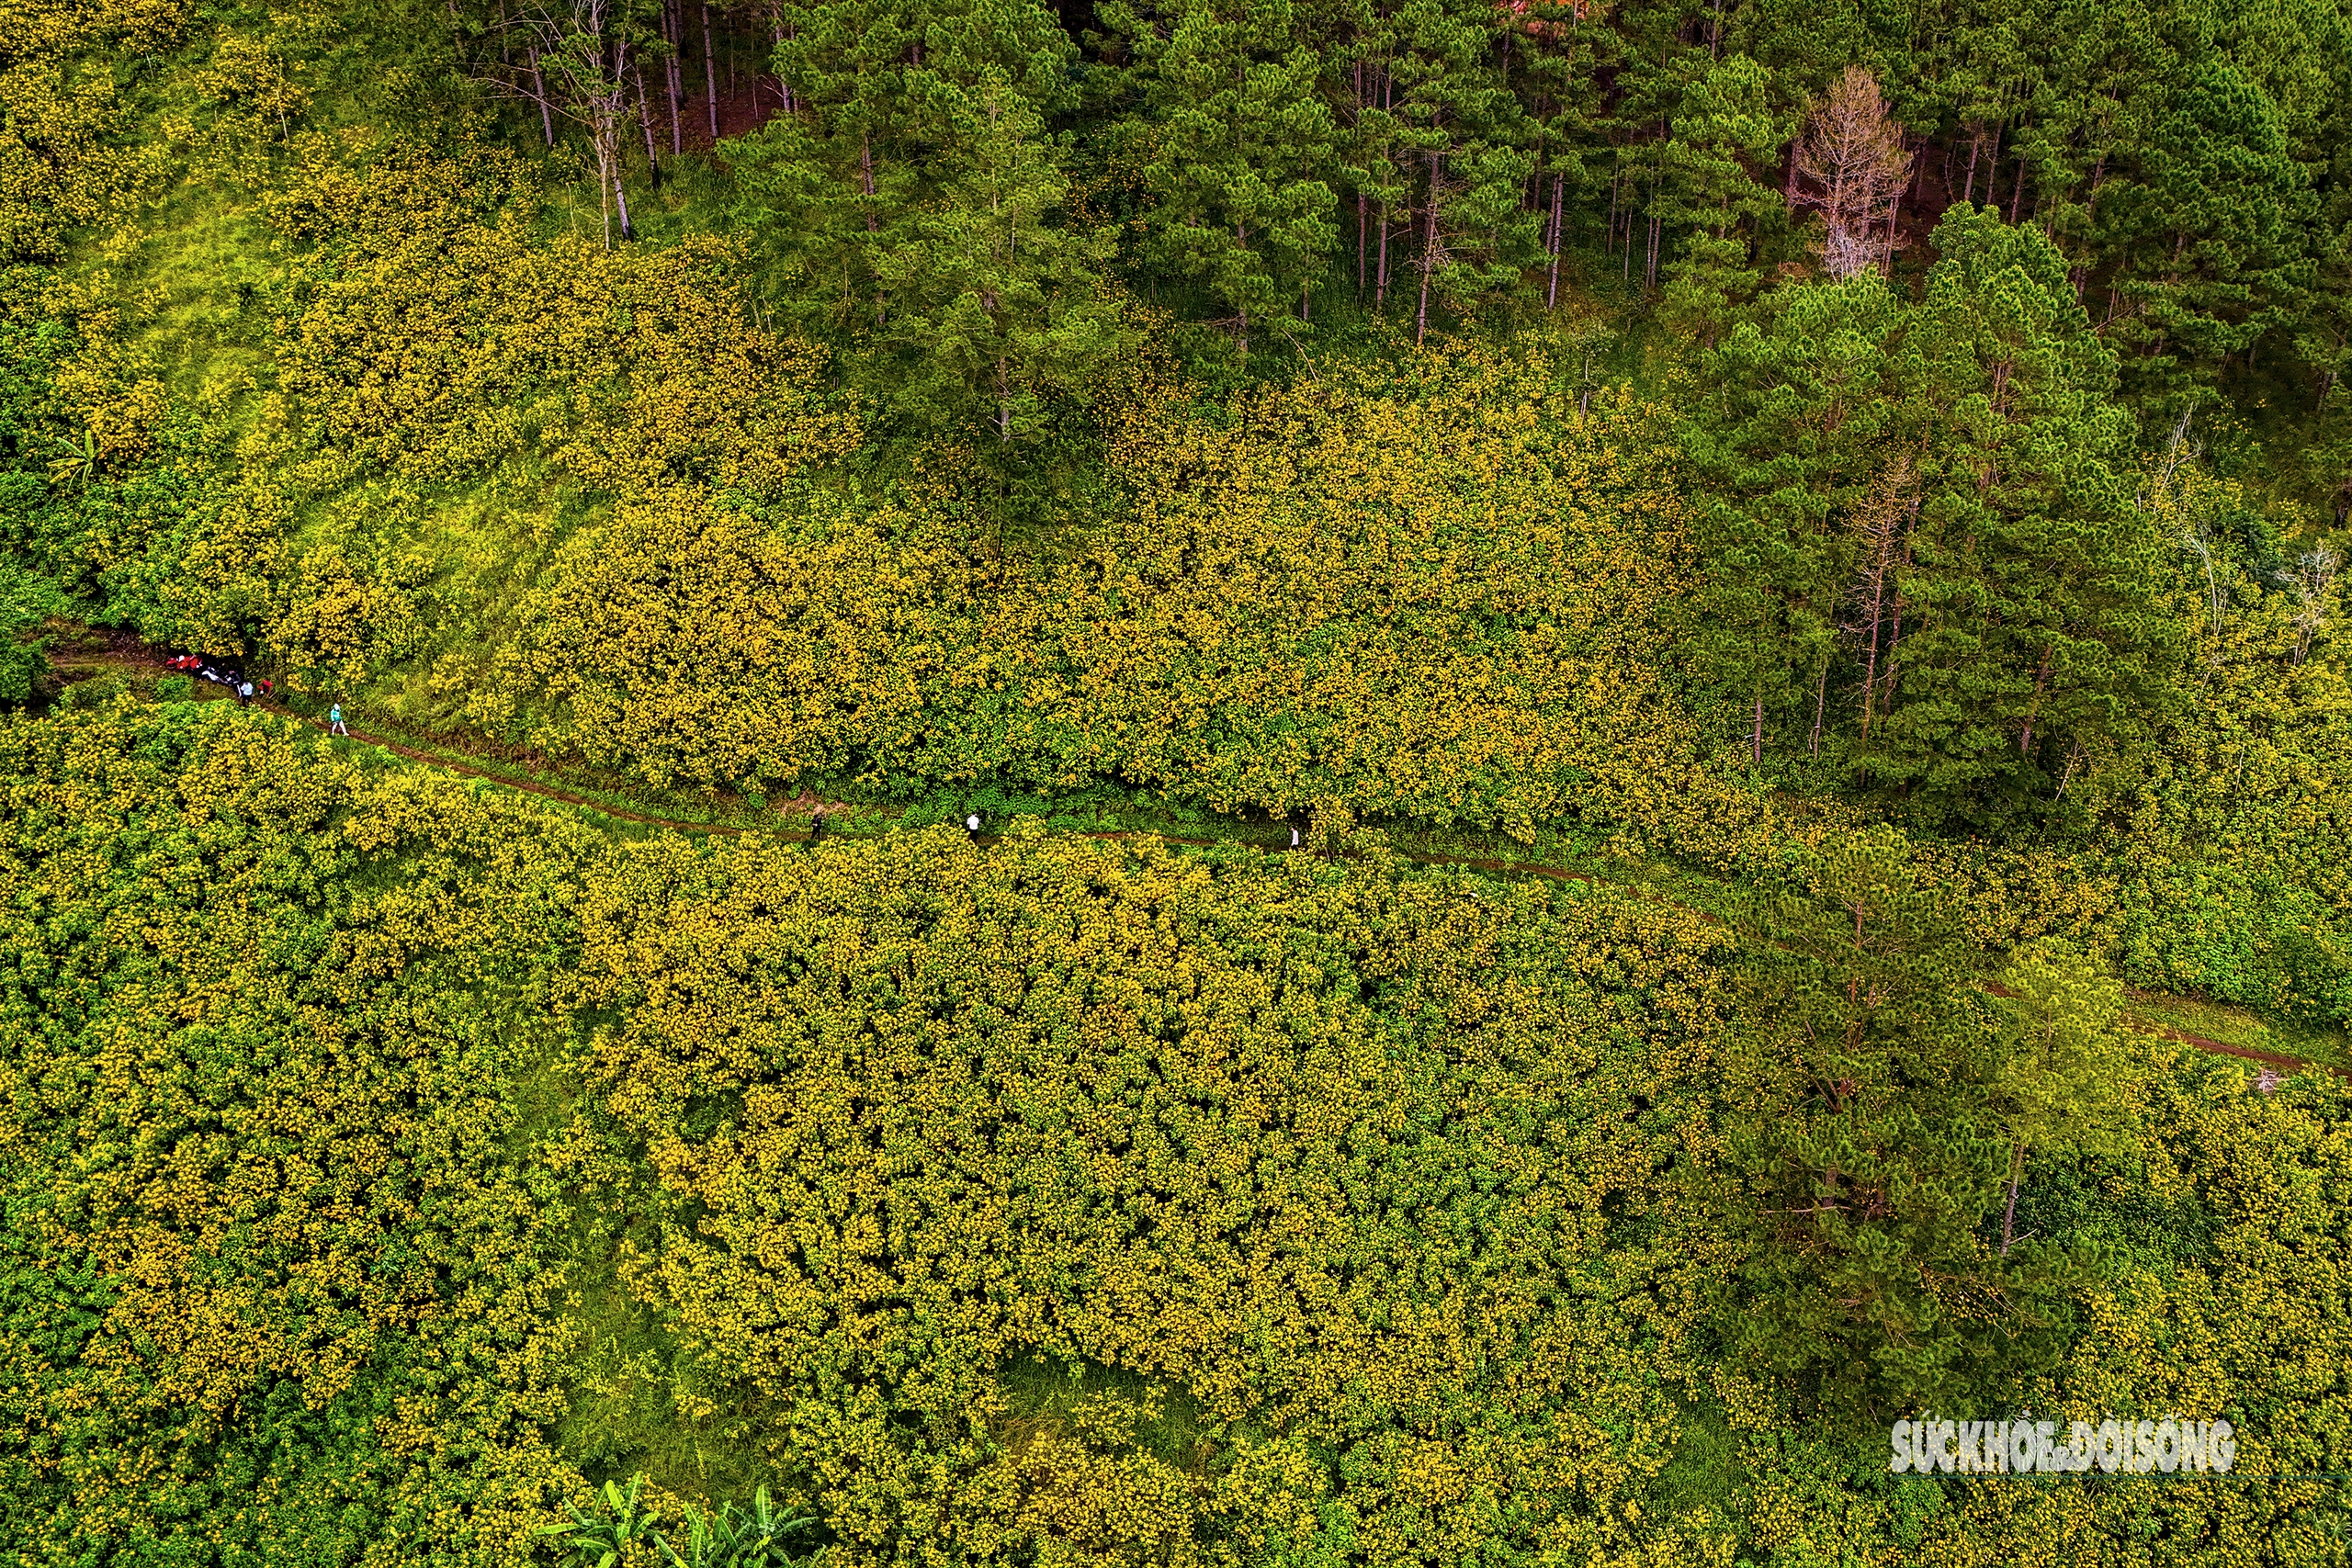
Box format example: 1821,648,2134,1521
52,634,2345,1085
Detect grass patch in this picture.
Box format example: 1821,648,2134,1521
550,1196,787,1510
994,1354,1219,1477
1649,1397,1750,1529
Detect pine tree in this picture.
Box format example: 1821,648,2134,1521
490,0,662,248
876,58,1129,445
733,0,1125,442
1720,830,2098,1408
2101,58,2313,407
1590,0,1702,297
1112,0,1340,357
1329,0,1412,310
1874,204,2180,823
1377,0,1539,341
731,0,922,326
1655,52,1787,345
1986,940,2138,1256
1683,207,2183,826
1790,65,1910,280
2302,53,2352,525
1680,268,1906,769
1504,0,1611,310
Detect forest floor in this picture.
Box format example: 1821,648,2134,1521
40,628,2346,1086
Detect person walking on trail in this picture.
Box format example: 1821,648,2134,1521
329,703,348,737
966,813,981,838
237,679,254,707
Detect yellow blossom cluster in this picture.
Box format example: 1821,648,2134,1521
567,818,1743,1566
0,701,595,1562
0,705,2344,1562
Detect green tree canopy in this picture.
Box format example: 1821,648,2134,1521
1721,830,2103,1408
1100,0,1340,357
1684,206,2183,828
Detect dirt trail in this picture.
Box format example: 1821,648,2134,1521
51,637,2344,1084
327,716,752,833
61,638,757,834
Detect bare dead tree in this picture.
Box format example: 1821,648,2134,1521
1415,149,1449,346
487,0,643,247
2145,408,2226,643
1791,66,1912,280
2290,545,2341,665
526,42,556,145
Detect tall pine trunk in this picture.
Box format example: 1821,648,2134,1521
2001,1142,2025,1254
529,47,554,145
636,60,660,178
1645,131,1664,288
1883,139,1905,270
703,2,719,141
1809,662,1828,757
1546,174,1563,309
1415,151,1440,346
609,39,635,242
665,0,684,152
594,140,614,248
1607,153,1619,256
1353,62,1366,295
2018,646,2052,755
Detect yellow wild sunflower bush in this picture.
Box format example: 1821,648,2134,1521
501,349,1757,854
2096,465,2352,1023
0,705,2344,1563
564,820,1745,1567
0,699,596,1562
498,485,966,791
554,820,2351,1565
266,134,861,502
1738,1047,2351,1566
939,362,1714,839
0,0,177,266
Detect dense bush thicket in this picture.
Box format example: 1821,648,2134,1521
502,356,1696,829
0,705,2344,1562
570,820,1736,1565
0,703,592,1561
0,0,2342,1023
2,0,2350,1559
